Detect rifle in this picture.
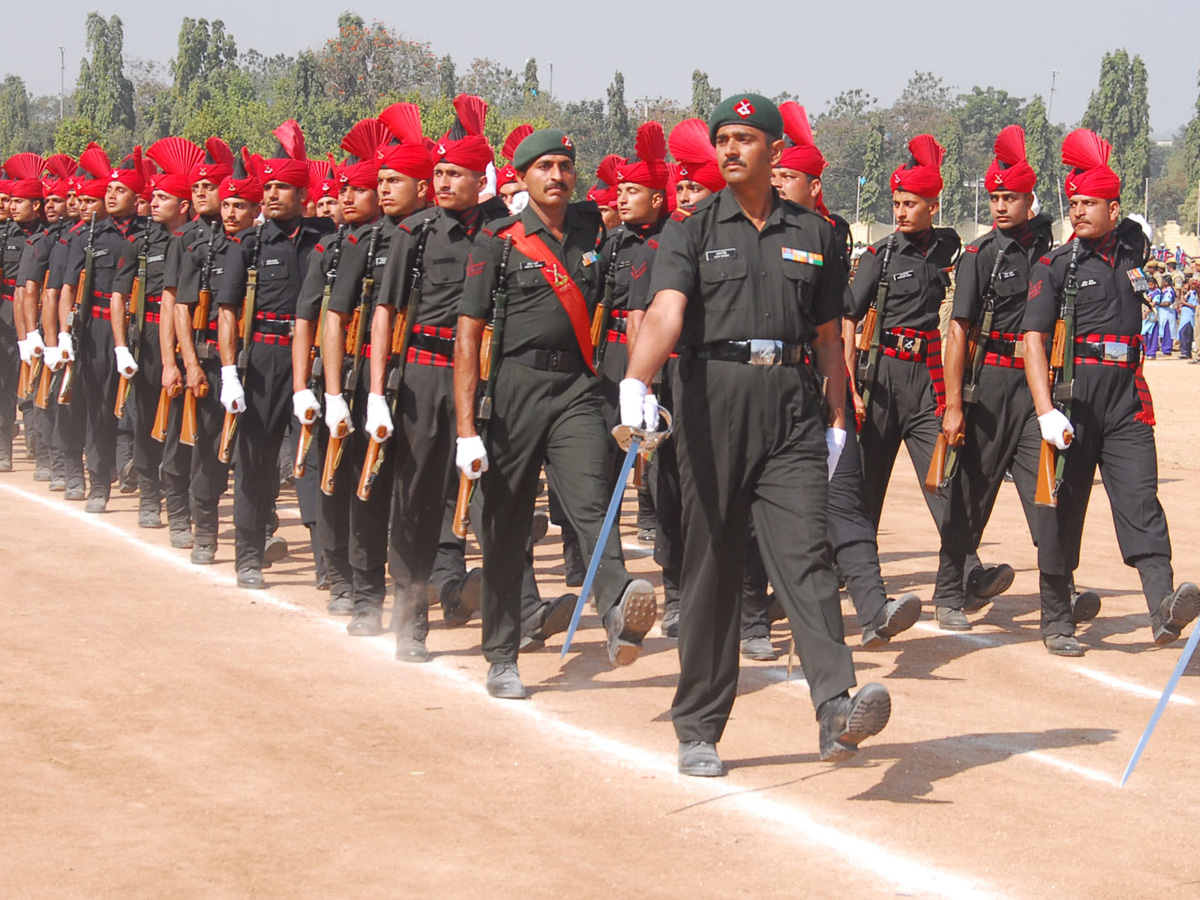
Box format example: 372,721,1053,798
182,220,221,447
855,233,896,422
925,243,1006,497
33,274,52,408
58,212,97,405
321,222,382,496
295,224,345,477
151,385,181,441
114,241,148,418
591,250,618,369
358,218,432,501
1035,238,1079,508
453,236,513,539
219,223,263,465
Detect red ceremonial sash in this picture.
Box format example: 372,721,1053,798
499,220,597,375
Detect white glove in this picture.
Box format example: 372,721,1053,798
365,392,394,443
220,365,245,414
619,378,658,430
292,388,320,425
27,331,45,359
44,344,64,372
826,427,847,481
1038,409,1074,450
114,345,139,378
456,435,488,479
324,392,354,436
17,339,32,365
58,332,75,363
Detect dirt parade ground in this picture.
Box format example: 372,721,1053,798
3,357,1200,900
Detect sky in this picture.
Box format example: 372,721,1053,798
7,1,1198,137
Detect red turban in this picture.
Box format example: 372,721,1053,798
42,154,75,198
147,137,204,200
984,125,1037,194
253,120,309,189
591,154,622,208
1062,128,1120,201
109,147,146,195
75,143,112,199
496,124,533,191
0,176,12,196
189,137,234,186
338,118,388,191
377,103,435,181
615,122,670,191
220,149,265,204
777,102,827,177
496,165,520,191
4,153,46,199
891,134,945,198
309,160,338,200
434,94,494,173
668,118,725,194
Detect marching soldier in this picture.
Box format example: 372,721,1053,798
851,136,1011,629
217,121,334,588
626,94,891,776
456,128,657,699
1023,129,1199,654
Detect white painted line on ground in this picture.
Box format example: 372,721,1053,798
1073,667,1195,707
620,541,654,558
1024,751,1118,786
912,620,1005,646
0,480,1002,900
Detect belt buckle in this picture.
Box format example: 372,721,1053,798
748,339,781,366
901,335,920,354
1102,341,1128,362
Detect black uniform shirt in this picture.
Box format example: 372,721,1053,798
646,189,844,346
18,221,65,288
379,200,506,329
1023,218,1150,339
626,237,660,313
63,215,147,306
172,217,229,329
216,216,334,315
46,219,88,292
3,220,41,326
601,221,662,314
113,221,172,299
296,223,351,323
952,214,1053,334
459,201,606,358
330,216,405,318
850,227,961,332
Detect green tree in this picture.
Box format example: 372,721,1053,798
1179,68,1200,227
438,55,456,99
606,71,632,157
1081,49,1151,211
690,70,720,120
813,90,878,219
0,75,32,157
1023,94,1062,219
859,113,886,223
523,58,539,97
75,13,136,142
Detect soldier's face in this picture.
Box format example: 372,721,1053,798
772,168,819,209
714,125,782,187
77,195,106,221
315,196,342,222
263,181,305,221
893,192,936,232
989,191,1033,230
151,190,188,226
433,163,487,212
44,195,66,222
221,198,260,234
192,180,222,218
521,155,576,209
106,182,138,217
377,169,427,219
339,184,380,224
599,206,621,230
1068,195,1119,239
616,182,663,225
499,181,526,213
675,180,713,209
66,194,79,218
10,197,40,223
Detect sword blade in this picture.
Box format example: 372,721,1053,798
560,437,641,657
1120,622,1200,786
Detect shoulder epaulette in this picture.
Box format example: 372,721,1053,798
1038,256,1052,265
867,245,878,255
647,238,658,250
965,245,980,254
670,208,692,222
347,233,358,245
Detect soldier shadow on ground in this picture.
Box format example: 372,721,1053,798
712,727,1118,805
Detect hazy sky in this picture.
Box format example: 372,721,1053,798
7,1,1198,136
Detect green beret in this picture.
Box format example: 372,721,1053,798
707,93,783,144
512,129,577,171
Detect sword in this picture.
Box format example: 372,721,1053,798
1120,622,1200,786
560,410,672,658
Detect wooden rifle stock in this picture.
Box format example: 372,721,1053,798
452,462,481,540
57,359,75,405
923,432,963,497
857,307,876,353
478,323,494,380
114,375,132,418
27,355,43,400
180,381,207,446
356,438,383,501
150,385,180,442
294,422,314,478
590,302,606,348
320,422,350,496
17,361,30,400
34,361,52,409
218,411,237,463
1035,440,1057,507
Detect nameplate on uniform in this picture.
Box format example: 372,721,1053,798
1079,279,1099,289
148,254,165,264
520,261,545,270
781,248,823,266
1126,267,1150,292
263,258,283,266
93,248,110,259
891,271,914,281
705,248,738,261
581,251,599,266
998,270,1019,280
373,256,388,267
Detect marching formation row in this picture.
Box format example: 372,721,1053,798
1,90,1194,777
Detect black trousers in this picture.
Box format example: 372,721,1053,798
1035,365,1173,634
671,359,855,744
478,362,631,664
188,357,229,540
232,341,292,538
52,362,87,491
80,312,118,495
652,359,683,612
934,364,1040,608
0,319,18,453
129,333,190,526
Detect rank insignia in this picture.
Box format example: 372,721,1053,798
781,248,823,265
1126,267,1150,292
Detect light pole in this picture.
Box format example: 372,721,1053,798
855,175,864,224
59,46,64,120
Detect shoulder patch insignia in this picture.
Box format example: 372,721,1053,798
466,260,486,278
1038,256,1052,265
965,245,979,254
315,243,325,253
867,245,878,255
1028,280,1043,300
347,234,358,245
670,209,692,222
631,262,647,279
647,238,658,250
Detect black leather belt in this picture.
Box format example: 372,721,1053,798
509,347,586,373
686,339,811,366
1075,339,1142,367
409,331,455,358
984,337,1025,359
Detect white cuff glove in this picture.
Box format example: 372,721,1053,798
114,345,139,378
220,365,245,414
58,332,75,363
619,378,658,430
292,388,320,425
365,393,394,443
1038,409,1074,450
44,344,64,372
324,392,354,436
27,331,44,359
826,427,847,481
17,339,31,365
456,435,488,479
